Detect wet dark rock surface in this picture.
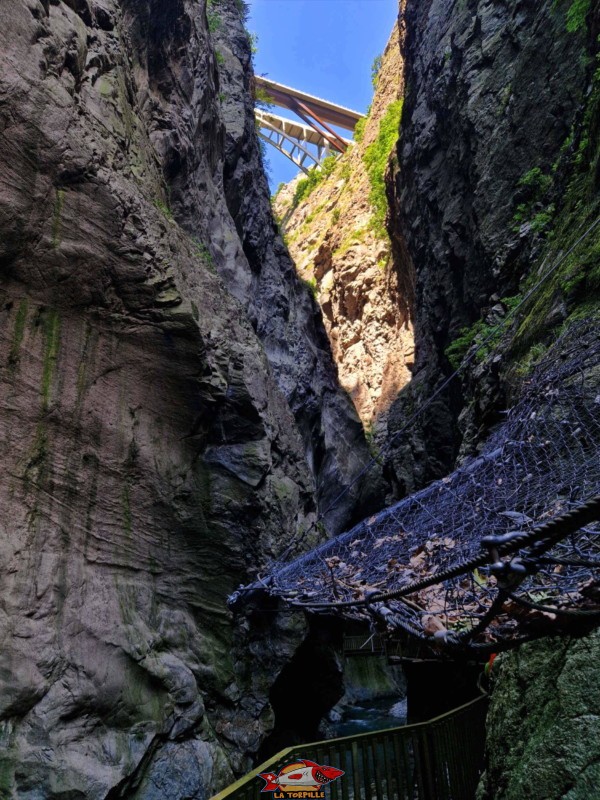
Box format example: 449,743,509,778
1,0,599,796
382,4,600,797
477,630,600,800
385,0,591,491
0,1,378,796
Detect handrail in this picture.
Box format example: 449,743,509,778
210,747,295,800
211,693,488,800
342,634,385,653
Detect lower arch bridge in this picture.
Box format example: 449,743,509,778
254,77,362,173
255,110,345,174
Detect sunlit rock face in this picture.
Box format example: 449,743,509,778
273,23,414,437
0,0,380,796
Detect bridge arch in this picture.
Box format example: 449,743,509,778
257,111,323,174
254,77,363,173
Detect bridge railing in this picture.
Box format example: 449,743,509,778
210,693,488,800
342,634,408,658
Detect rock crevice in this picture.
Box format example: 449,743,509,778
273,22,414,434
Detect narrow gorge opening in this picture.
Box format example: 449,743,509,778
257,616,484,765
0,0,598,798
269,19,416,448
256,617,344,761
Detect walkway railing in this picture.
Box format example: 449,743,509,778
342,634,386,655
342,634,411,658
211,693,488,800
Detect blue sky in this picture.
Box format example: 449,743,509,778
247,0,399,189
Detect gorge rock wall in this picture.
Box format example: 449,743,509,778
1,0,598,796
273,24,414,436
386,1,600,797
385,0,594,494
478,629,600,800
208,0,383,532
0,0,378,796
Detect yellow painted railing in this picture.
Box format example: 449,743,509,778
211,693,488,800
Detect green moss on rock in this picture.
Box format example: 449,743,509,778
444,295,521,370
41,309,60,409
566,0,591,33
8,299,28,369
478,630,600,800
342,655,405,701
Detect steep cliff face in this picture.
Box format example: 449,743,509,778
0,0,376,796
273,24,414,435
385,0,595,493
1,0,598,795
383,1,600,796
208,1,384,531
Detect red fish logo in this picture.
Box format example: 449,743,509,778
259,759,344,793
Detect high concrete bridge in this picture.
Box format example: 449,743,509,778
254,76,364,174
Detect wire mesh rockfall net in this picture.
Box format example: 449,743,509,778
252,320,600,652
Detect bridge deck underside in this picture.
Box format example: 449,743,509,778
257,110,340,147
254,76,364,169
255,76,363,131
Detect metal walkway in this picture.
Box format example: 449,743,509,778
255,77,363,171
211,693,488,800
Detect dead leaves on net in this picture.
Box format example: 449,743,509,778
319,536,500,637
312,520,599,640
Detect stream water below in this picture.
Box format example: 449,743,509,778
327,695,407,738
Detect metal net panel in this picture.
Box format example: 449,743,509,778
259,320,600,650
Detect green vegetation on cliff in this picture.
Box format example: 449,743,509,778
565,0,591,32
9,300,28,369
512,166,555,233
371,54,383,89
41,309,60,410
292,155,338,207
354,112,367,144
512,46,600,351
363,99,403,237
447,42,600,373
552,0,591,33
445,296,522,370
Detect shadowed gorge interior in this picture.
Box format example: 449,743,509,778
0,0,598,798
